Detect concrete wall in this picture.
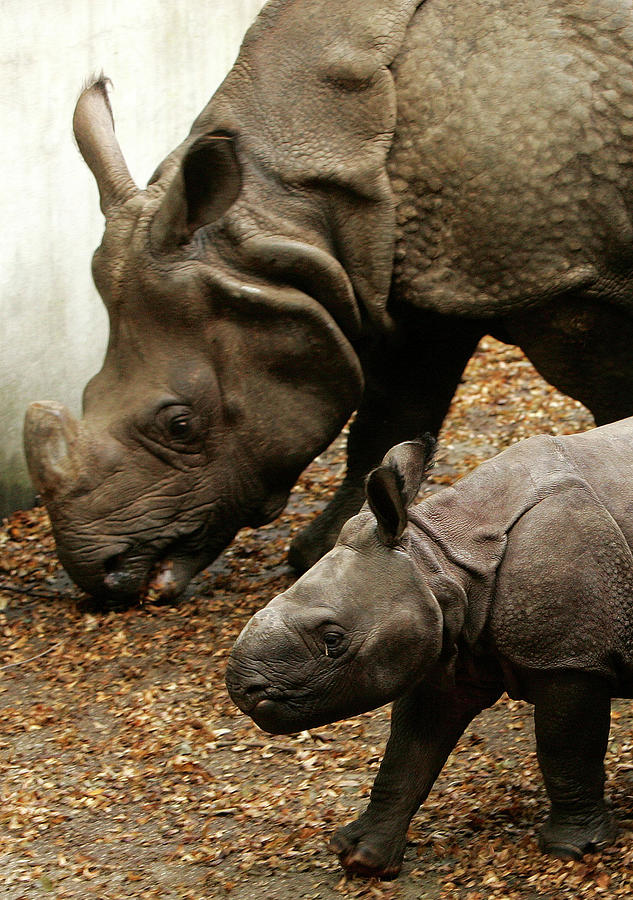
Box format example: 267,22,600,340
0,0,266,516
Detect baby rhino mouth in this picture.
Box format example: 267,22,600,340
225,673,296,734
225,654,317,735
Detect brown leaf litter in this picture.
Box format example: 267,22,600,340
2,338,632,899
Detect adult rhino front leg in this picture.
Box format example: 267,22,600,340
330,678,502,879
288,314,484,571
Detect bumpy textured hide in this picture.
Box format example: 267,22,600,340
389,0,633,317
190,0,423,329
492,482,633,685
410,435,588,638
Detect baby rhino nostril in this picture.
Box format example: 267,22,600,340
245,677,270,700
225,658,278,713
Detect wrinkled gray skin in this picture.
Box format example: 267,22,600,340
227,421,633,878
23,0,633,606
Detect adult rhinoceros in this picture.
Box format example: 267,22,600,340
23,0,633,606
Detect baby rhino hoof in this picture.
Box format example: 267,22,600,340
539,810,617,860
329,822,405,880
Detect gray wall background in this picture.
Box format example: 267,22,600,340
0,0,266,516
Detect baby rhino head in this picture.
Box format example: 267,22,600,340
226,438,464,734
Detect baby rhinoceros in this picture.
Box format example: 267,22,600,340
226,420,633,879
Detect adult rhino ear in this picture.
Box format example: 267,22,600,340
151,131,242,250
366,436,436,546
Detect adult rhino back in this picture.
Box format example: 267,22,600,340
390,0,633,316
23,0,633,606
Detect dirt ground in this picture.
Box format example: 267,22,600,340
3,338,633,900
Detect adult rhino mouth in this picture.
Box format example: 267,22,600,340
73,521,233,609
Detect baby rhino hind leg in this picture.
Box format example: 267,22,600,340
531,671,616,858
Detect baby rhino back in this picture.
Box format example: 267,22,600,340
557,417,633,552
492,418,633,692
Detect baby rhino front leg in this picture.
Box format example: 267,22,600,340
532,671,616,858
330,681,501,879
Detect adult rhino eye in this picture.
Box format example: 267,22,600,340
157,405,196,443
323,631,345,658
168,414,192,439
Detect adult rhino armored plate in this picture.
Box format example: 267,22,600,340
227,421,633,878
24,0,633,605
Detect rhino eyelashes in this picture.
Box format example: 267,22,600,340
154,404,198,444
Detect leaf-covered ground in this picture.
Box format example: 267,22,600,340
2,337,633,899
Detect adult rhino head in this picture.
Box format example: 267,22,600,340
29,0,633,605
24,79,363,606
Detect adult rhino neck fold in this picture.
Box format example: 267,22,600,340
238,234,362,340
184,0,423,334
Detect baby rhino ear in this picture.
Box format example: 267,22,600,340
366,436,436,546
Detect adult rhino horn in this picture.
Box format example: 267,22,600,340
23,402,83,499
73,76,138,215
